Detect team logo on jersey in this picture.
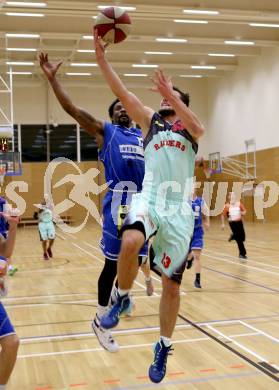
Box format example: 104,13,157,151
161,253,172,269
154,139,186,152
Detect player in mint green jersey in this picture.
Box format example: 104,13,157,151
94,30,205,383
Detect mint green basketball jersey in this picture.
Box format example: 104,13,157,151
142,112,198,202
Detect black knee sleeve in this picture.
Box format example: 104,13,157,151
98,258,117,306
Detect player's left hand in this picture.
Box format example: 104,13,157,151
150,69,173,98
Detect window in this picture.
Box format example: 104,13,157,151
50,124,77,161
21,124,47,162
80,128,98,161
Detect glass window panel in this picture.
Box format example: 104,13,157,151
21,124,47,162
50,124,77,161
80,128,98,161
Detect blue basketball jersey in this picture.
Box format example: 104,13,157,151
192,197,203,228
99,122,148,260
0,196,8,234
99,122,144,190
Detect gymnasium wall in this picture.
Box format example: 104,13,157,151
196,146,279,223
10,77,208,155
206,47,279,157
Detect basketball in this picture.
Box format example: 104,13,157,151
94,6,131,44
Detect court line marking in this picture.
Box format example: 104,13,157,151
109,372,260,390
203,250,279,277
18,338,208,358
239,321,279,344
203,265,279,293
19,324,259,344
207,325,268,362
205,248,279,271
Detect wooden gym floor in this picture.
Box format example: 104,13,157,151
3,221,279,390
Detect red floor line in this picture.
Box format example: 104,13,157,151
168,371,185,377
230,364,247,369
136,376,149,380
69,383,88,388
199,368,216,373
104,379,121,384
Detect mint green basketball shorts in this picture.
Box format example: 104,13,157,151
121,193,194,283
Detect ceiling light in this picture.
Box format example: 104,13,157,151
66,73,92,76
225,40,255,46
6,33,40,38
174,19,208,24
132,64,158,68
5,1,47,7
6,71,32,75
70,63,97,67
77,49,95,53
6,61,34,65
97,5,136,11
183,9,219,15
5,12,45,17
124,73,148,77
191,65,216,69
180,75,203,78
144,51,173,55
208,53,235,57
249,22,279,28
7,48,37,52
156,38,187,43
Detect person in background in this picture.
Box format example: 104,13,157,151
37,199,56,260
221,192,247,260
187,188,210,289
0,197,17,277
0,209,20,389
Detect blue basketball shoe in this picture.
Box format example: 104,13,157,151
148,340,173,383
100,292,131,329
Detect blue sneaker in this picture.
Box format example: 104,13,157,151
100,293,131,329
149,340,173,383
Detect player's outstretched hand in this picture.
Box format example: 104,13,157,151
39,52,63,81
150,69,173,99
94,29,109,63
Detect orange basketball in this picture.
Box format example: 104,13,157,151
94,6,131,44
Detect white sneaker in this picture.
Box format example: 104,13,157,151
92,316,119,353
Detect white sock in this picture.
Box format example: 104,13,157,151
118,288,129,297
8,265,13,271
160,336,171,347
145,277,151,282
96,305,107,319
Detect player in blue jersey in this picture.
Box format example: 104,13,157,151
187,188,210,289
40,53,154,353
95,32,205,383
0,197,17,277
0,210,20,389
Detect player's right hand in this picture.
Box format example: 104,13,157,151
39,52,63,81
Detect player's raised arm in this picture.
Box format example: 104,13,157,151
94,31,153,135
151,69,205,140
39,52,104,147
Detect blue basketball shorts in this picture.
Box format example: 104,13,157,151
0,302,15,339
190,226,204,250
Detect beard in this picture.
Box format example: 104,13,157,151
158,108,176,118
117,115,131,127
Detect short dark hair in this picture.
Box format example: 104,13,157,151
108,98,120,119
173,86,190,107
